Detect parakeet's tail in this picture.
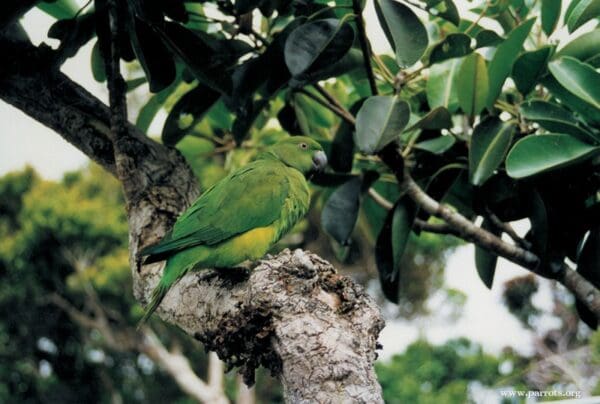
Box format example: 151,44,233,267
137,264,191,329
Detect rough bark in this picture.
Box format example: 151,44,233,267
144,249,384,402
0,29,386,403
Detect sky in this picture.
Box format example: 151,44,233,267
0,1,574,360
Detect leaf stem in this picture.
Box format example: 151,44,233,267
296,89,356,125
465,1,490,34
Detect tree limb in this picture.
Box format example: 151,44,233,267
141,330,230,404
377,145,600,320
0,29,386,402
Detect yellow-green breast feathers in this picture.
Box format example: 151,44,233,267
137,136,326,325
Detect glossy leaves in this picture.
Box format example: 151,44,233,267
556,29,600,67
549,57,600,109
457,53,489,117
567,0,600,33
284,19,355,77
375,198,417,302
162,85,221,146
414,136,456,154
541,0,561,35
355,96,410,154
375,0,428,67
506,134,600,178
321,173,379,245
469,117,515,186
486,19,535,107
520,100,599,144
429,33,472,65
427,59,460,112
512,46,554,95
475,219,499,289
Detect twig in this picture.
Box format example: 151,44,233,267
367,188,394,210
414,219,463,237
485,209,531,250
105,0,128,144
403,170,539,268
372,53,395,83
465,1,490,34
296,89,356,125
351,0,378,95
313,84,348,114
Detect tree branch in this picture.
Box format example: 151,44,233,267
404,172,540,269
49,291,229,403
151,249,384,401
141,330,230,404
377,145,600,320
0,28,386,402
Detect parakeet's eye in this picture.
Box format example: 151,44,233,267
299,143,308,150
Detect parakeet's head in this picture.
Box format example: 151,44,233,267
267,136,327,175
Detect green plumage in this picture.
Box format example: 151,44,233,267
138,136,326,325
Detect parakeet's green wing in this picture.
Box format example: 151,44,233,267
141,161,290,263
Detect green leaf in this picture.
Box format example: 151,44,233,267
474,30,503,48
475,219,499,289
289,48,363,87
91,41,106,83
321,173,379,245
506,134,600,178
511,46,554,95
567,0,600,33
375,197,417,302
426,59,460,112
375,0,428,67
457,53,489,116
429,33,473,64
37,0,79,19
159,23,249,94
557,29,600,67
404,107,453,132
541,0,562,35
284,19,354,77
414,136,456,154
428,0,460,26
355,96,410,154
528,190,548,257
565,0,585,24
486,18,535,107
129,17,176,93
541,75,600,125
469,117,515,186
329,99,365,173
549,57,600,109
520,100,599,144
48,12,96,61
126,77,147,92
322,177,362,245
136,81,180,133
162,85,221,146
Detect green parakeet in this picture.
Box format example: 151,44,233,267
138,136,327,325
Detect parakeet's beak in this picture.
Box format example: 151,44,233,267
312,151,328,171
